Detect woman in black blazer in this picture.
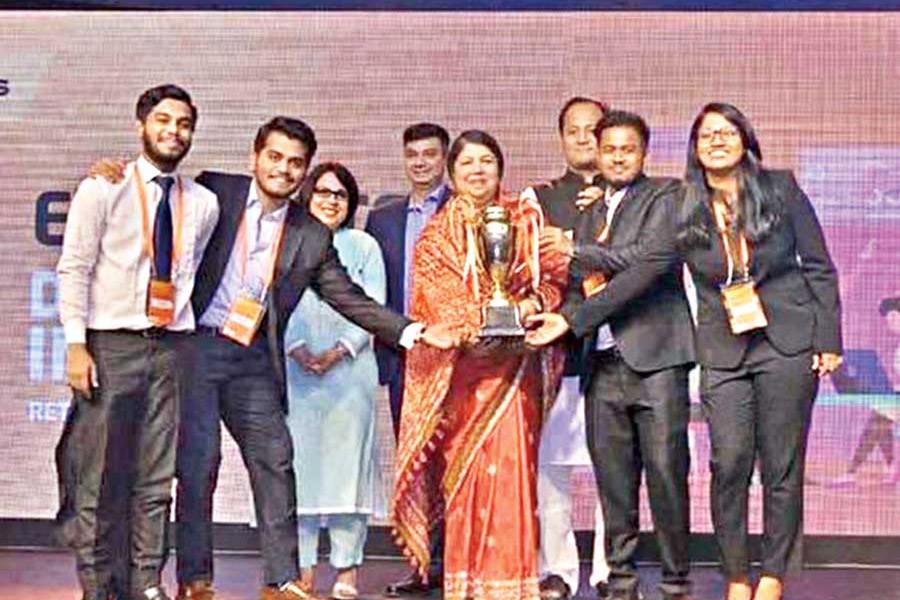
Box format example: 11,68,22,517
677,103,842,600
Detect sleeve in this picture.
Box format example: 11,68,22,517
312,231,411,348
562,184,682,338
337,235,388,357
783,171,843,353
57,177,106,345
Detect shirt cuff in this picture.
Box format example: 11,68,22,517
64,319,87,346
337,338,357,359
284,339,306,355
399,322,426,350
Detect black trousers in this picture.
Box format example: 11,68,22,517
701,334,817,580
56,329,183,600
175,330,298,587
584,349,692,599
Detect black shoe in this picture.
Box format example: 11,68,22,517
608,590,642,600
539,574,572,600
595,581,610,599
383,570,441,597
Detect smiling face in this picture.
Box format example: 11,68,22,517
561,101,605,173
138,98,194,171
597,125,646,190
696,111,745,177
308,171,350,231
252,130,310,202
403,136,446,191
450,142,501,203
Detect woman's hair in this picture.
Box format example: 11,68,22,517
298,162,360,229
677,102,783,249
446,129,505,181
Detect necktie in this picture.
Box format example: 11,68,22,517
153,175,174,281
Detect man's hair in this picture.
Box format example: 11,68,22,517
253,116,318,160
403,122,450,153
594,109,651,149
880,297,900,316
135,84,197,126
557,96,609,133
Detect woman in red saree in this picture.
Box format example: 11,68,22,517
392,130,570,600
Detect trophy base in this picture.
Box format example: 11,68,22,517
482,304,525,338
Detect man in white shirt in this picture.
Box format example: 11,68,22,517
56,84,219,600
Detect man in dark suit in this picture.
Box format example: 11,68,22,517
529,96,611,600
365,122,451,438
365,123,451,597
527,111,695,600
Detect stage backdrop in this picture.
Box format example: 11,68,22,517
1,11,898,538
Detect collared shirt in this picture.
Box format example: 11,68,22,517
596,186,628,351
403,182,446,315
200,180,288,329
57,155,219,344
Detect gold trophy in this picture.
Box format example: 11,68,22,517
480,204,525,337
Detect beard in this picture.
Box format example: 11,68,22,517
143,131,190,172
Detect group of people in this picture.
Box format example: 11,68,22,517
54,84,843,600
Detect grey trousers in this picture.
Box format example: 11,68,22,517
56,329,183,599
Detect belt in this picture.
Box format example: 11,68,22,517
591,345,622,361
102,327,183,338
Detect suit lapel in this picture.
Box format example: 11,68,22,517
210,177,251,289
275,203,305,286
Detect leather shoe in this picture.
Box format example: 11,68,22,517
176,580,215,600
595,581,610,599
539,574,572,599
383,570,441,596
259,579,324,600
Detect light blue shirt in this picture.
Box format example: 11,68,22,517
403,182,446,315
199,181,288,328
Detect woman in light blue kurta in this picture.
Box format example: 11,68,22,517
284,163,385,600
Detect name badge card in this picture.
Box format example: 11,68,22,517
221,296,266,346
720,279,768,334
147,279,176,326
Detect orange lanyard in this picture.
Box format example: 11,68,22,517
232,209,286,301
135,169,185,277
595,190,622,244
712,199,750,284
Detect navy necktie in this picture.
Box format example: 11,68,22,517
153,175,175,282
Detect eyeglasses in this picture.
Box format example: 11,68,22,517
698,127,740,144
313,187,349,201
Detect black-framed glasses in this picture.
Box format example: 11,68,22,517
313,187,349,201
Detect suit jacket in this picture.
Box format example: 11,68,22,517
562,174,696,377
192,171,411,403
364,185,451,385
682,169,841,369
534,169,600,376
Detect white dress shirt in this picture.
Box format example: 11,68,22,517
595,186,627,351
57,155,219,344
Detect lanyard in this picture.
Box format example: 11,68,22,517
595,189,623,244
135,170,185,277
232,209,286,302
712,199,750,285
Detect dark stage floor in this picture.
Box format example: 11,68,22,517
1,550,898,600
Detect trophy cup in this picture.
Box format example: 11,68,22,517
480,204,525,338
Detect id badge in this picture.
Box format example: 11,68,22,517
582,272,608,299
147,279,175,326
720,279,768,334
221,296,266,346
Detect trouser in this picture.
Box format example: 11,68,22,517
585,349,692,599
702,335,817,580
298,514,368,569
176,330,298,586
57,329,182,599
537,463,610,592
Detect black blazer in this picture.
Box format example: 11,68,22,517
683,169,841,369
562,175,696,376
535,169,600,377
364,187,450,385
193,172,411,397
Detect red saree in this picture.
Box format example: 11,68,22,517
392,191,568,600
